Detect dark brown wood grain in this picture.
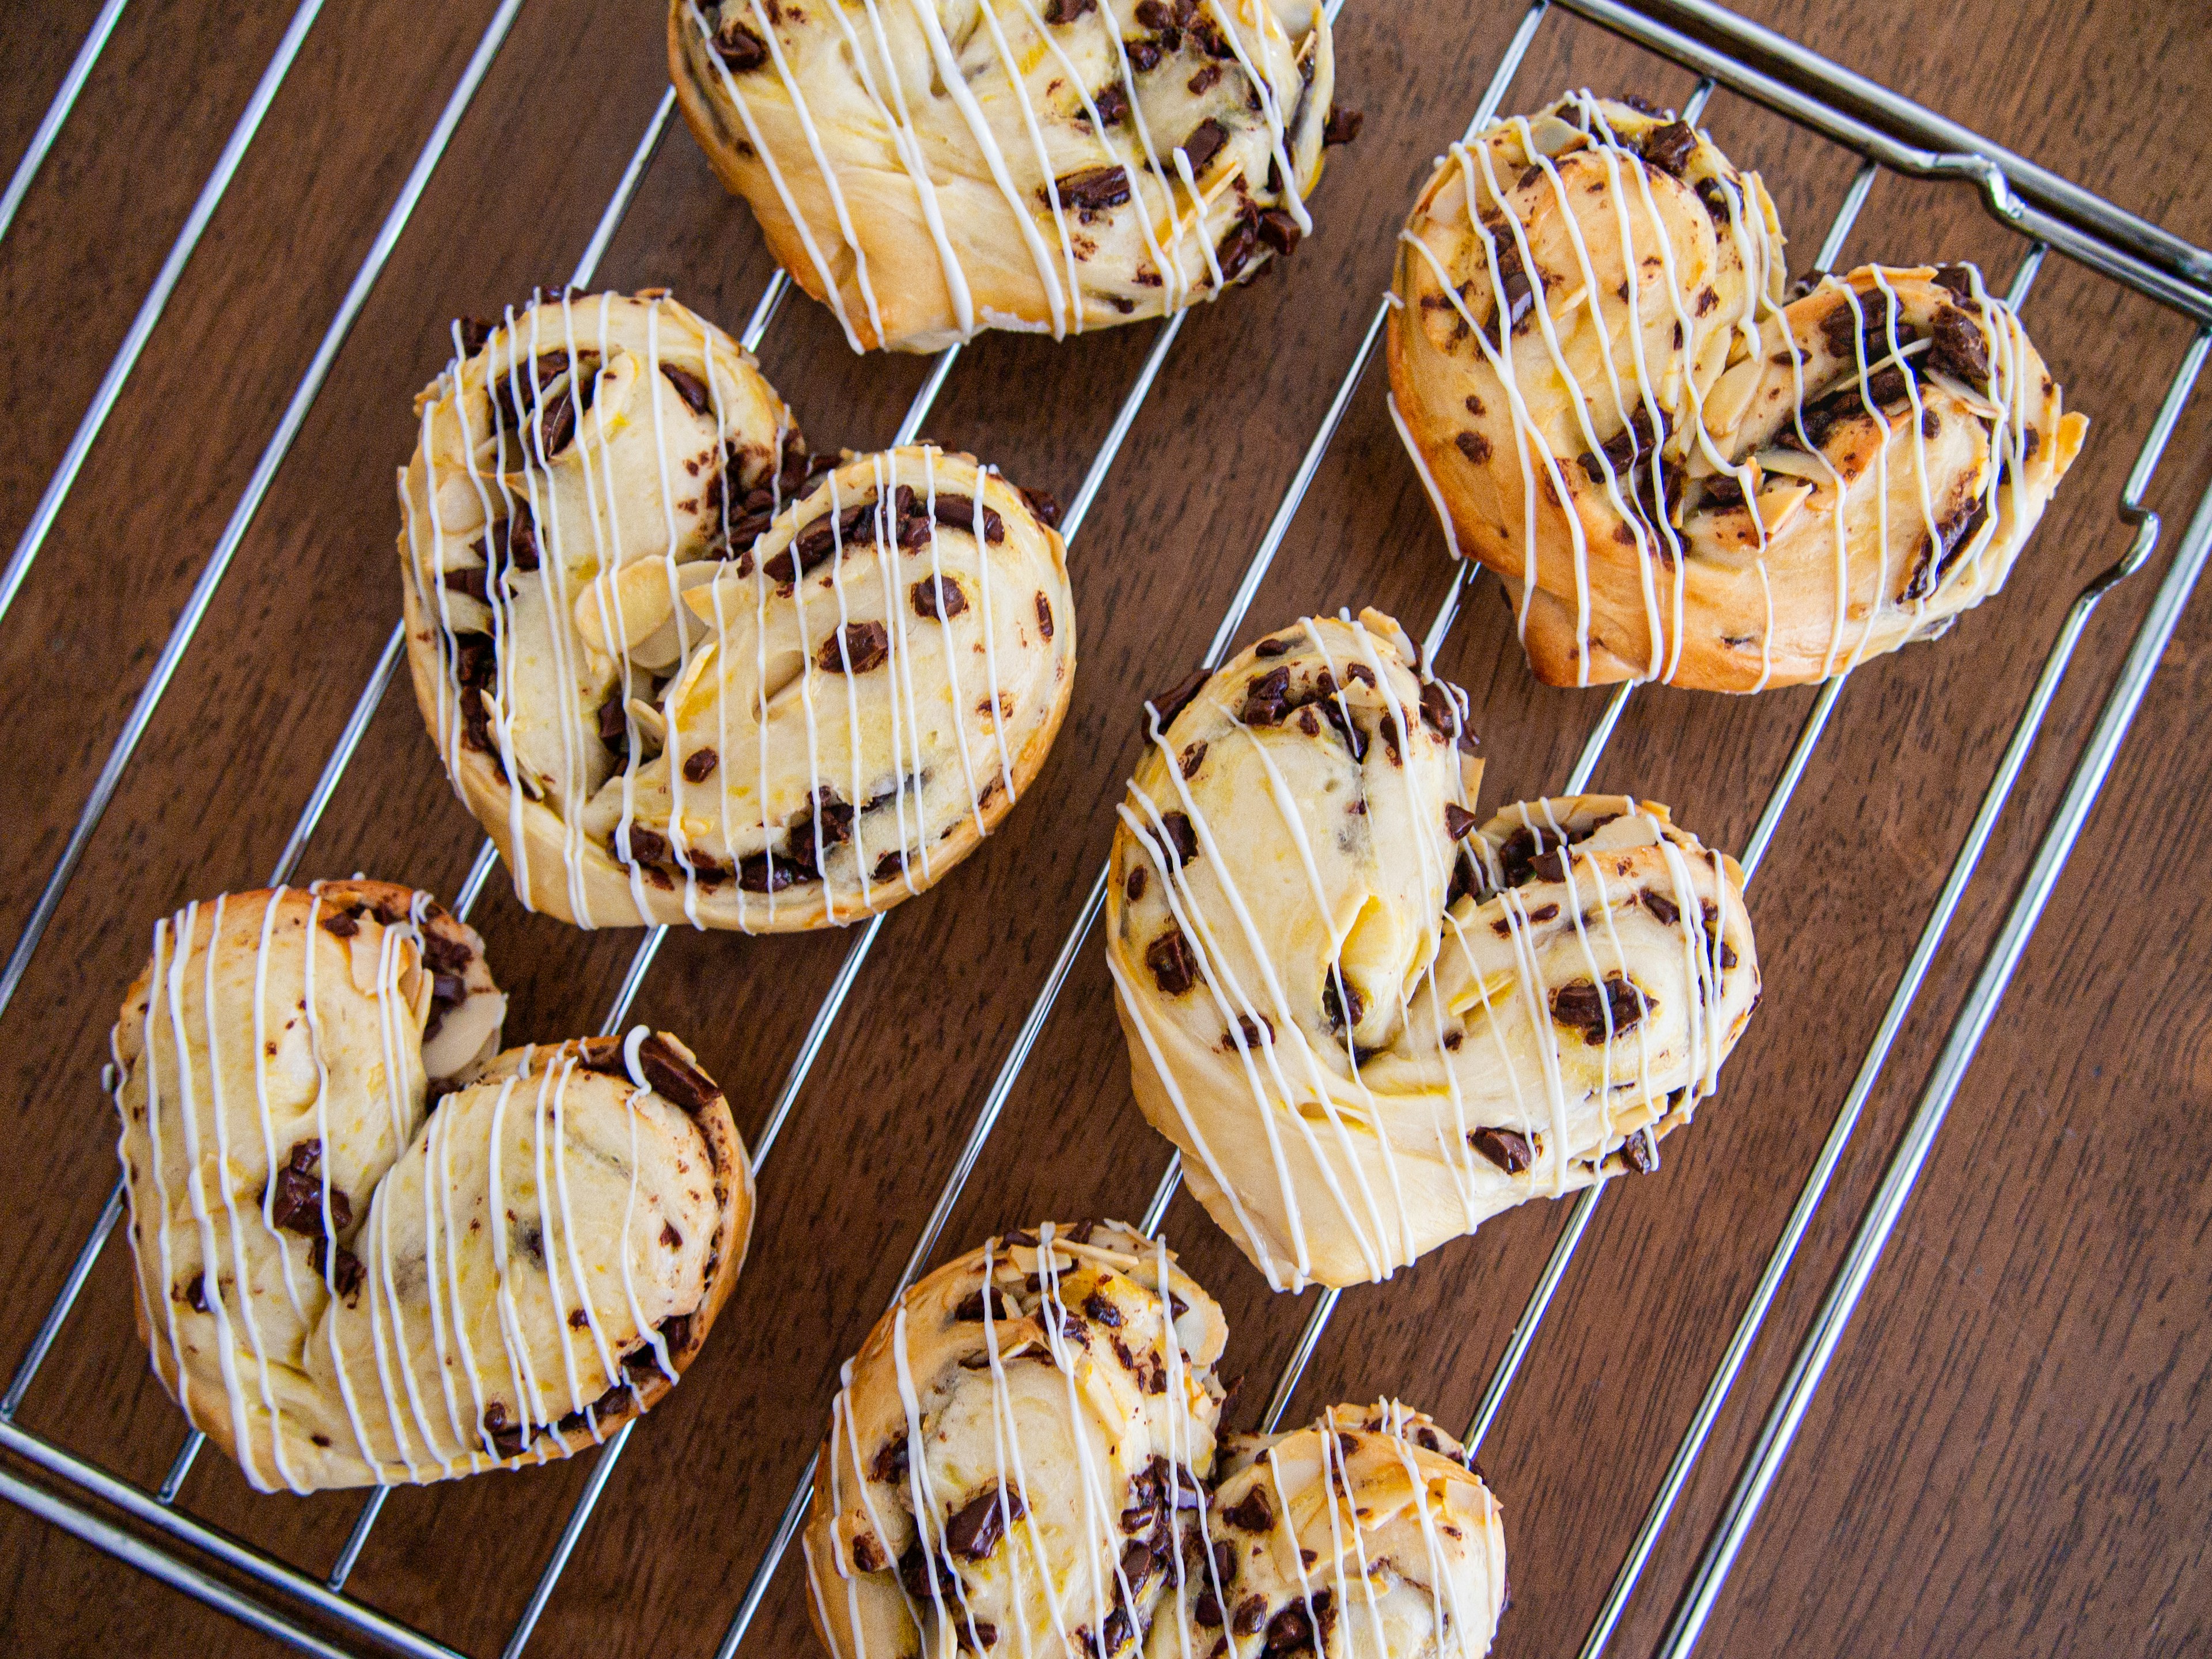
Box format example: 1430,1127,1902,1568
0,0,2205,1654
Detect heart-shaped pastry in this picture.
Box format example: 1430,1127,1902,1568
801,1222,1510,1657
1105,612,1759,1288
1387,91,2088,691
111,879,752,1492
805,1221,1228,1657
400,289,1075,930
1179,1401,1508,1655
668,0,1349,352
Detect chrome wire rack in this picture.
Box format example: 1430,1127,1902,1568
1,0,2207,1654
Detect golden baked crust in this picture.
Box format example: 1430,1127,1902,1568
111,880,753,1492
399,290,1076,929
669,0,1340,352
1152,1401,1508,1657
803,1221,1229,1658
1105,612,1760,1288
1387,92,2088,691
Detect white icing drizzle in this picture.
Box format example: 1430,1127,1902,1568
116,888,703,1488
1111,615,1756,1286
1396,93,2060,690
411,295,1066,930
681,0,1328,346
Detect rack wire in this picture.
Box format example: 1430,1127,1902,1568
1,0,2207,1653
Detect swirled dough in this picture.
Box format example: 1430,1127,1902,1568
670,0,1344,351
1147,1400,1507,1657
400,289,1075,929
1106,612,1759,1288
804,1221,1228,1657
1388,91,2086,691
111,879,752,1491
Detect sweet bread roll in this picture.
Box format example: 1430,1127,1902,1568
110,880,753,1491
1105,611,1759,1289
804,1221,1229,1657
400,289,1075,929
669,0,1346,353
1387,91,2087,691
1146,1400,1507,1657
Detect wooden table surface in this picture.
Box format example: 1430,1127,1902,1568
0,0,2205,1654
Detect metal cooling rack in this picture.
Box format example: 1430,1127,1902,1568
1,0,2206,1653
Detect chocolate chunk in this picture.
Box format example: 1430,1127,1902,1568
442,565,490,604
1444,802,1478,842
1180,118,1230,176
1145,668,1209,730
1147,928,1201,995
1050,165,1132,213
1930,305,1991,384
1323,107,1363,146
1457,430,1492,464
1698,474,1746,513
682,747,718,783
180,1273,207,1312
1491,245,1536,342
624,825,671,868
1041,0,1094,18
457,316,494,358
1224,1012,1275,1051
638,1034,718,1115
1321,970,1363,1035
1640,120,1698,177
1216,204,1262,282
1419,680,1478,753
929,493,1004,542
1551,974,1650,1044
913,574,968,620
945,1486,1025,1559
268,1141,347,1239
321,910,361,940
1089,82,1131,128
660,362,713,415
1125,865,1147,902
1242,665,1293,725
1642,888,1681,926
1194,1590,1224,1627
896,1541,957,1603
1865,364,1910,408
738,851,810,896
597,685,628,757
659,1222,683,1251
1622,1128,1660,1174
819,620,890,674
713,20,768,70
870,1437,910,1484
1018,483,1062,528
1256,207,1301,257
1035,590,1055,641
1233,1594,1268,1635
1127,38,1162,71
1159,812,1199,866
851,1533,888,1573
1253,634,1294,657
482,1402,527,1457
1468,1122,1536,1175
955,1283,1013,1327
324,1244,364,1301
533,385,577,461
1084,1291,1124,1328
1189,62,1224,94
1266,1604,1313,1650
1694,176,1732,223
1932,263,1979,302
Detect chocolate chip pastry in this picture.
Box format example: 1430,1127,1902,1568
801,1222,1509,1658
1387,90,2088,691
1148,1400,1508,1656
1105,612,1760,1289
669,0,1349,352
400,289,1076,930
804,1222,1229,1657
111,880,753,1491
